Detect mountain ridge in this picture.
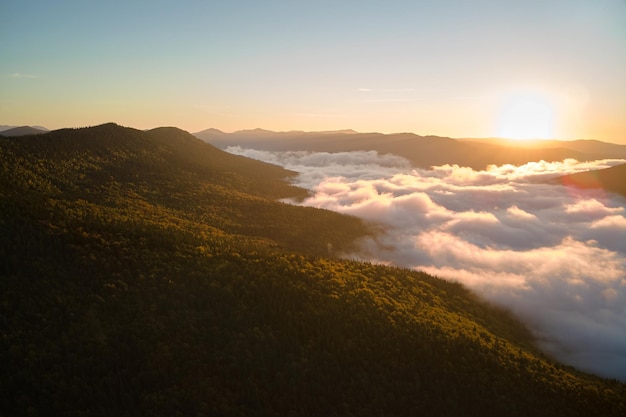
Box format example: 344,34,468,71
459,137,626,159
194,128,623,170
1,123,624,416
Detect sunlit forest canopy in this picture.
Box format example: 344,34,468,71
1,124,624,416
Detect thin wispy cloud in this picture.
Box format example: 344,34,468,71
7,72,38,79
352,98,427,104
358,87,417,93
226,146,626,381
452,95,481,100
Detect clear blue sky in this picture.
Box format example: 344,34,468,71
1,0,625,142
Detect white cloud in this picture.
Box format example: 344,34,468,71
227,146,626,381
507,205,537,220
565,199,624,218
591,215,626,229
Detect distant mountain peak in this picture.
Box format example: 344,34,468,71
0,126,48,137
313,129,360,135
234,128,278,136
193,127,225,136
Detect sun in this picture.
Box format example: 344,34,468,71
496,91,556,140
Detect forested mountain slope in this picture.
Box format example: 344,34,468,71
1,124,624,416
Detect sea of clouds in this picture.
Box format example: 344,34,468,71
227,146,626,381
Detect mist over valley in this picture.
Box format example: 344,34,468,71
221,136,626,381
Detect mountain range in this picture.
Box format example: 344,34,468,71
1,123,624,416
194,128,626,171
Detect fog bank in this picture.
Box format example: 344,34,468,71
227,146,626,380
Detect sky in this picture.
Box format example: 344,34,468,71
1,0,625,142
227,146,626,381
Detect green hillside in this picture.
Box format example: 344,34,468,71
1,124,624,416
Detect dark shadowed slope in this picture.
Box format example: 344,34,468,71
552,163,626,198
1,124,624,416
194,129,605,170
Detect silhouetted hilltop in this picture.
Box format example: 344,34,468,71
2,124,624,416
194,129,610,170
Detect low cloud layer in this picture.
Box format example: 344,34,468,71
227,146,626,380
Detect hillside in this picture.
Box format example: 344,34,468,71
194,129,608,170
1,124,625,416
552,162,626,198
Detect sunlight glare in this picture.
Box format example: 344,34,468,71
496,91,556,140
